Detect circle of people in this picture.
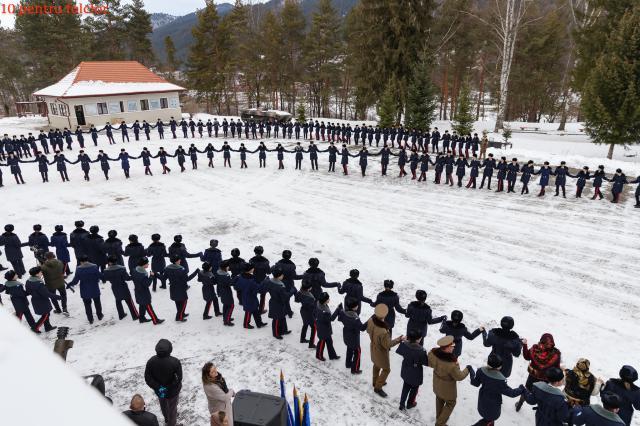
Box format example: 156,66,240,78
1,117,639,207
1,221,638,426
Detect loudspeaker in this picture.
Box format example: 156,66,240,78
232,390,287,426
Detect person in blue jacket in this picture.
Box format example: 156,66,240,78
601,365,640,426
470,353,525,425
374,280,406,336
146,233,168,291
0,224,28,277
418,152,430,182
156,147,172,174
117,148,133,178
201,239,223,274
466,154,481,188
327,142,338,172
102,255,138,321
340,144,349,175
84,225,107,271
7,153,25,184
480,153,496,189
520,160,535,194
25,266,60,332
164,255,199,322
294,281,317,348
27,224,49,264
216,260,235,326
140,147,153,176
96,150,111,180
535,161,553,197
4,270,37,330
591,165,606,200
132,257,164,325
90,125,98,146
439,310,483,357
397,147,408,178
482,316,523,378
170,117,178,139
67,255,103,324
339,269,373,315
119,121,129,142
380,145,391,176
396,328,430,411
199,261,220,319
629,176,640,207
495,157,508,192
235,263,267,329
315,292,342,361
609,169,628,204
455,154,469,187
50,225,72,276
52,151,70,182
132,120,141,141
554,161,570,198
222,142,232,167
105,122,115,144
405,290,446,346
36,152,49,182
571,392,626,426
359,146,368,177
308,141,319,170
266,266,294,339
338,297,368,374
524,367,570,425
249,245,270,313
569,166,591,198
125,234,146,274
156,119,165,140
444,152,455,185
168,235,202,274
143,120,151,140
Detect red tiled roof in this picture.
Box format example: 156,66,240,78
73,61,168,84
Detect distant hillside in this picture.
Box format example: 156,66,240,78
150,13,177,30
151,0,358,65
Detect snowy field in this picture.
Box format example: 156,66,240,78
1,116,640,425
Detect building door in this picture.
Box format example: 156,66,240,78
74,105,86,126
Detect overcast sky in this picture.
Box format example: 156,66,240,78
0,0,267,29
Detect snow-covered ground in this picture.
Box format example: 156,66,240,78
1,115,640,426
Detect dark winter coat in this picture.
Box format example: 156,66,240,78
235,273,264,312
85,233,107,266
396,341,429,387
67,262,102,299
314,303,340,339
294,289,316,324
164,263,197,302
339,278,372,310
144,339,182,399
537,167,553,186
592,170,606,188
610,174,628,194
249,254,270,283
521,164,535,184
524,381,570,426
25,276,58,315
69,227,89,258
49,232,71,263
4,280,30,312
439,320,482,357
507,163,520,182
455,158,468,177
0,232,27,262
146,242,168,272
482,158,496,177
125,242,146,273
215,270,234,305
301,267,339,300
483,328,522,378
602,379,640,426
274,258,300,291
338,309,367,348
374,289,406,329
405,301,445,338
266,278,292,319
28,231,50,252
122,410,159,426
132,267,153,306
554,166,569,186
202,248,223,273
198,270,217,301
103,237,124,266
571,405,626,426
102,264,133,301
470,367,524,421
227,256,245,278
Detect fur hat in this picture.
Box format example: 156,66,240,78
318,292,330,304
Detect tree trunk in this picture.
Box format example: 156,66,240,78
607,143,615,160
476,56,485,120
442,60,449,120
494,0,520,132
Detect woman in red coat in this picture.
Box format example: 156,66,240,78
515,333,561,412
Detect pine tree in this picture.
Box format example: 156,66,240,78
280,0,306,112
404,55,438,131
14,0,87,90
377,81,397,128
305,0,341,117
260,10,284,109
164,36,181,71
186,1,229,113
452,82,474,136
125,0,154,65
581,5,640,159
83,0,128,60
296,104,307,122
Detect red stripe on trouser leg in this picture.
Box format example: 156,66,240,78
128,299,139,317
410,386,419,404
179,300,188,320
355,347,361,371
147,305,157,323
17,312,22,321
244,311,250,327
226,304,234,323
36,313,49,331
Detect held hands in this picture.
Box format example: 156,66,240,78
521,338,528,345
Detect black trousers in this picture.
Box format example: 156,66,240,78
116,297,139,320
345,345,361,372
400,382,420,408
272,317,287,337
158,393,179,426
152,270,165,291
140,303,161,324
10,259,26,277
480,175,492,189
174,299,188,321
243,310,264,327
83,297,103,322
329,161,336,172
222,303,234,324
203,297,221,317
300,321,316,346
316,336,338,360
51,287,67,312
16,309,36,328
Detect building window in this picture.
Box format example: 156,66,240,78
160,98,168,109
84,104,98,116
120,101,125,112
59,104,69,116
97,102,108,115
169,97,179,109
127,100,138,111
140,99,149,111
50,103,58,115
149,99,160,110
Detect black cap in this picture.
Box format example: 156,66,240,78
74,220,84,227
129,234,138,242
107,230,117,238
451,310,463,323
210,239,219,248
272,266,284,277
282,250,292,259
349,269,359,279
107,255,118,264
55,225,63,232
318,292,330,304
33,224,42,231
308,257,319,268
383,279,394,289
151,233,161,241
90,225,99,233
138,257,149,267
488,353,503,369
202,262,212,271
601,392,622,410
620,365,638,383
231,248,240,257
545,367,564,382
500,316,514,330
4,224,14,232
4,270,16,280
29,266,41,276
416,290,427,301
173,234,182,243
407,328,421,342
254,245,263,255
169,254,180,263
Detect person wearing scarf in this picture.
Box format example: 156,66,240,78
202,362,234,425
565,358,604,406
516,333,561,412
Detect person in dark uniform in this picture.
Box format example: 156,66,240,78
0,224,28,278
198,262,221,319
132,257,164,325
405,290,446,346
4,270,37,331
164,255,199,322
374,279,406,337
216,261,235,326
338,297,368,374
25,266,60,332
67,255,103,324
102,255,139,321
314,292,342,362
146,234,168,291
396,329,429,410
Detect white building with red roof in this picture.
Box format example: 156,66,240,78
33,61,185,129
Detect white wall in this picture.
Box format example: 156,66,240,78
42,92,182,129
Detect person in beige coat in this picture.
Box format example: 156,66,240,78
202,362,235,425
366,303,404,397
40,252,67,313
479,131,489,160
427,335,473,426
